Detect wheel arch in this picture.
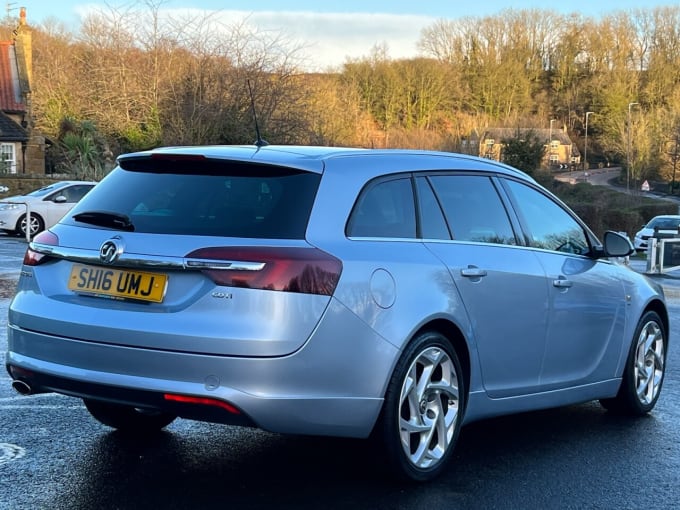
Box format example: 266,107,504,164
600,298,668,414
371,317,471,480
644,298,669,340
411,318,471,411
374,317,472,421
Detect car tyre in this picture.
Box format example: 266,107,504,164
84,399,177,433
377,331,465,482
600,311,666,415
17,213,44,238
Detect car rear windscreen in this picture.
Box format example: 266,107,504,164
67,161,321,239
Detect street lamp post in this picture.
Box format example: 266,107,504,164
627,102,639,193
672,133,678,194
549,119,556,167
584,111,594,172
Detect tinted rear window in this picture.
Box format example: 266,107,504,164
67,163,321,239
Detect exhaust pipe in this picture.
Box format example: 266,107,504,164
11,379,32,395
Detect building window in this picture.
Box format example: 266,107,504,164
550,140,559,152
484,139,496,159
0,143,16,174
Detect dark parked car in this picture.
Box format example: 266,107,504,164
6,146,667,481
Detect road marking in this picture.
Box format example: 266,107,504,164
0,393,72,403
0,393,84,409
0,405,84,410
0,443,26,465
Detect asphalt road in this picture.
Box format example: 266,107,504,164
1,237,680,509
557,167,680,209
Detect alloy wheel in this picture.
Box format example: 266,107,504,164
398,346,460,469
634,320,665,406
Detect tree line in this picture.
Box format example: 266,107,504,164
2,2,680,183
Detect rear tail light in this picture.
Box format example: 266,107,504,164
185,246,342,296
23,231,59,266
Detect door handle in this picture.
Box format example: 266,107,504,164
553,277,573,288
461,266,488,278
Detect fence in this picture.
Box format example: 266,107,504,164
646,236,680,274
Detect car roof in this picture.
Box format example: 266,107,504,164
54,180,98,186
117,145,532,181
648,215,680,223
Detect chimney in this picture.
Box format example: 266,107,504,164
14,7,32,92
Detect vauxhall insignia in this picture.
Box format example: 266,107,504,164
99,236,124,264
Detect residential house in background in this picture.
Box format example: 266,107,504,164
480,127,580,169
0,7,46,174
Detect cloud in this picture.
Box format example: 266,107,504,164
76,5,435,71
239,11,435,70
257,11,435,70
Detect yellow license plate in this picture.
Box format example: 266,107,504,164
68,264,168,303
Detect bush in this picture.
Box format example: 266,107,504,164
545,179,678,241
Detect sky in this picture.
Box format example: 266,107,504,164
11,0,677,70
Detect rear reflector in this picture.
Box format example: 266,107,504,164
7,365,34,379
164,394,241,414
23,231,59,266
185,246,342,296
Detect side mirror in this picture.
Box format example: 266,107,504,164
53,195,67,203
602,231,634,258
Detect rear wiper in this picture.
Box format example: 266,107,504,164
72,211,135,231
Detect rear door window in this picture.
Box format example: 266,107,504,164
415,177,451,240
428,174,517,245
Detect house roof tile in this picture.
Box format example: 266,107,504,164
0,110,27,141
483,128,574,146
0,41,25,113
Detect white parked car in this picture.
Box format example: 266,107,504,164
0,181,96,237
634,215,680,252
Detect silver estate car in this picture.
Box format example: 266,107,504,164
6,146,668,481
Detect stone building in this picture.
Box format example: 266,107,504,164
480,126,581,169
0,7,46,174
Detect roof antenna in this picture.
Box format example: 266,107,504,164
247,80,268,147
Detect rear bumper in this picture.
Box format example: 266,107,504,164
6,300,397,438
6,363,257,427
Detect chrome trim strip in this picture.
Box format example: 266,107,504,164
185,260,265,271
30,243,265,271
